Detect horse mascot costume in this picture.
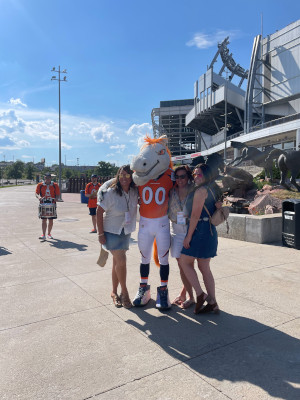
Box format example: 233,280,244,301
130,135,174,310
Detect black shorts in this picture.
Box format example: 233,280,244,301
89,207,97,216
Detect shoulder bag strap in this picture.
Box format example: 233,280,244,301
208,186,216,202
203,204,213,236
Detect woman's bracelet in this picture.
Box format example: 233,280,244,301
98,233,105,237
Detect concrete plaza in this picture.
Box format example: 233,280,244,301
0,185,299,400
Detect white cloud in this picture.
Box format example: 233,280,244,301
62,142,72,150
25,119,57,140
9,98,27,107
91,124,114,143
74,121,91,135
0,100,143,165
0,110,25,134
186,30,239,49
21,155,32,159
0,136,30,150
0,109,30,149
109,144,126,153
137,136,146,148
18,140,30,147
127,154,136,163
110,145,124,149
126,122,152,137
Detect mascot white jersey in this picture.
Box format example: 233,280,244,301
131,135,174,310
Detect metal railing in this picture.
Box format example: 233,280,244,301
207,113,300,150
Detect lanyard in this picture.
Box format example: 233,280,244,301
123,190,130,211
175,189,188,211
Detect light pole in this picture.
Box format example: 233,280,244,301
224,69,228,162
222,68,232,162
51,66,67,201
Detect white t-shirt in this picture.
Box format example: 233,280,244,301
97,185,138,235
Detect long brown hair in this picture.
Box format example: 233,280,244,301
193,163,222,199
174,164,193,184
193,163,213,184
110,164,135,196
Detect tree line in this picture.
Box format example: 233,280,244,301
0,160,119,183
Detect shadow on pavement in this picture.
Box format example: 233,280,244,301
48,239,88,251
126,307,300,400
0,246,12,256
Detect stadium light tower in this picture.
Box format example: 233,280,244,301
51,66,67,201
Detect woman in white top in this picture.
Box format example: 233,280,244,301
168,165,195,309
97,165,138,309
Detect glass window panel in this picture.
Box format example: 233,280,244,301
283,141,295,149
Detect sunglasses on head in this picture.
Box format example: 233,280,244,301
175,173,187,180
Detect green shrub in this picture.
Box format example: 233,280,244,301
253,178,268,190
256,161,281,180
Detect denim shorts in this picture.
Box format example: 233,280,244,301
103,229,131,251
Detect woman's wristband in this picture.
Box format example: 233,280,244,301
98,233,105,237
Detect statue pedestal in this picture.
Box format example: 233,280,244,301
217,213,282,244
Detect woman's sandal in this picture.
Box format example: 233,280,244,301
172,295,185,306
120,293,133,309
194,292,208,314
111,293,122,308
198,301,220,314
180,298,195,309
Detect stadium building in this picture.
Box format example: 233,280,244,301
152,19,300,163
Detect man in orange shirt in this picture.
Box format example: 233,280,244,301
35,173,60,240
85,174,101,233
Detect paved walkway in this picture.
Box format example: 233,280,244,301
0,185,299,400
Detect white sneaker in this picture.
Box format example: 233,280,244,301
47,234,53,239
133,285,151,306
39,234,46,240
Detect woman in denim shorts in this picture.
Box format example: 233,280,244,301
97,165,138,309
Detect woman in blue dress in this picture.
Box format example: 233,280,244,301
180,163,222,314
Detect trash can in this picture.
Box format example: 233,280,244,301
282,199,300,249
80,190,89,204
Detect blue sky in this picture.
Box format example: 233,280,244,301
0,0,299,167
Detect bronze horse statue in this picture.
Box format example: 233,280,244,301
265,149,300,191
228,141,283,180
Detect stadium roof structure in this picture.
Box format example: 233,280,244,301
153,19,300,161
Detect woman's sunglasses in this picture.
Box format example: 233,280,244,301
175,173,187,180
193,173,203,178
119,173,131,179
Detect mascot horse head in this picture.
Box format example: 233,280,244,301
131,135,173,186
